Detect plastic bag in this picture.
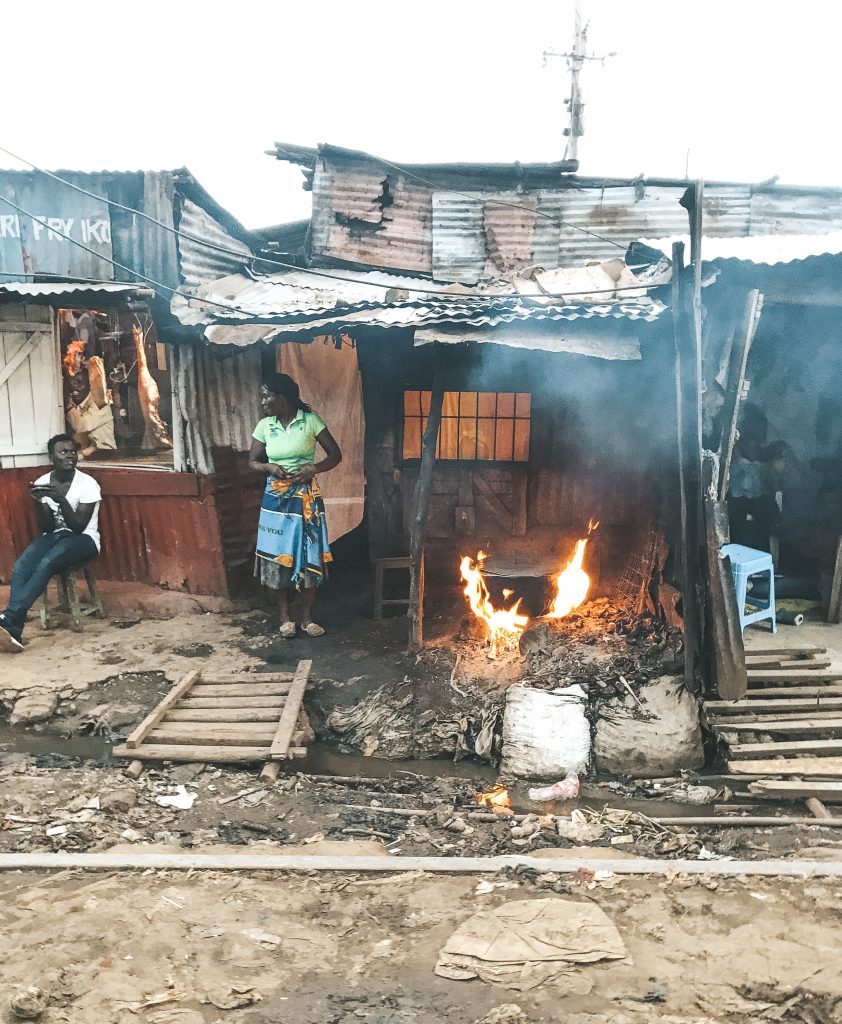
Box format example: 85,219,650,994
528,773,580,802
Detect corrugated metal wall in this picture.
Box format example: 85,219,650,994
177,199,253,291
0,467,228,594
171,344,263,474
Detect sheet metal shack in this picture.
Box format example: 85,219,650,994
0,169,259,596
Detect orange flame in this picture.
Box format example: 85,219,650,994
460,551,529,657
63,340,86,377
547,520,600,619
476,783,513,815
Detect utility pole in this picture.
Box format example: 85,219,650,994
543,0,614,162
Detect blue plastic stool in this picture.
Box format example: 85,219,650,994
721,543,777,634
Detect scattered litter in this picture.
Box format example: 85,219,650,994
698,845,733,861
610,834,633,845
199,985,262,1010
8,986,46,1020
475,880,496,895
436,898,627,990
528,773,580,803
243,928,282,946
473,1005,527,1024
154,786,197,810
556,809,604,843
303,832,326,844
45,825,67,837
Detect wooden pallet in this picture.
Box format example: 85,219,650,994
113,660,313,781
709,643,842,815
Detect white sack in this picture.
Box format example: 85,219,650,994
501,685,591,779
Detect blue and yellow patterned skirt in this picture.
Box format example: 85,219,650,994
254,478,332,591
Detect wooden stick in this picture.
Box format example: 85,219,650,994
747,670,842,683
408,375,443,652
710,715,842,732
199,673,293,684
705,500,746,700
745,658,832,671
828,536,842,624
744,686,842,699
126,669,201,749
259,762,282,783
124,759,144,780
113,743,307,762
218,786,271,806
268,660,311,760
805,797,833,819
179,697,287,709
718,289,763,500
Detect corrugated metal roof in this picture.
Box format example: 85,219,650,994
640,232,842,265
0,281,151,299
177,199,253,290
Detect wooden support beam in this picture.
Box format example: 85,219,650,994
408,375,443,651
745,686,842,699
705,499,746,699
199,673,293,684
126,669,201,750
179,696,287,709
268,659,311,760
188,683,292,697
745,658,832,671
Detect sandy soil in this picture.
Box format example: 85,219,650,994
2,867,841,1023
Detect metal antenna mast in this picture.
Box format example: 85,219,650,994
543,0,615,162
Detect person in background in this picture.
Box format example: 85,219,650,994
248,373,342,638
0,435,102,652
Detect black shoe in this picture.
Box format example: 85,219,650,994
0,617,23,653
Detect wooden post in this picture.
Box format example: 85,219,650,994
827,536,842,624
719,289,764,501
408,376,444,650
672,242,702,692
704,498,747,699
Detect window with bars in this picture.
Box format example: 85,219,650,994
402,390,531,462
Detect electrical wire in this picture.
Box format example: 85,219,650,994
0,143,645,303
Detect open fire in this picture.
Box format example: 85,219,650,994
460,521,599,656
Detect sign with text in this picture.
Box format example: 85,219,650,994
0,178,113,281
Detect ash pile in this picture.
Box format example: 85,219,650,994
517,597,685,697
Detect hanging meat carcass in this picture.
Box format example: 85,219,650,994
132,322,172,449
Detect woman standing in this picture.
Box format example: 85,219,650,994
249,373,342,637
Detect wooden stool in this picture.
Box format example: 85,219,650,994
40,565,106,632
373,556,423,619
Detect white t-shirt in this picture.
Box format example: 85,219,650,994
34,470,102,552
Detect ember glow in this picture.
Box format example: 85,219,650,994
547,519,600,620
475,783,513,815
460,551,529,657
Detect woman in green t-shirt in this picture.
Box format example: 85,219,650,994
249,372,342,637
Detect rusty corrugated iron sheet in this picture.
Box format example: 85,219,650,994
0,467,229,594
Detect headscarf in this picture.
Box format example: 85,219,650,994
263,372,312,412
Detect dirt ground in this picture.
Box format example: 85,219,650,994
2,866,842,1023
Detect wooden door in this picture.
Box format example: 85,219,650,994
0,304,62,469
404,464,527,539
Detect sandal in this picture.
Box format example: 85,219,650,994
279,621,296,639
301,621,325,638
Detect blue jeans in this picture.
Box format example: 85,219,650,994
2,532,97,637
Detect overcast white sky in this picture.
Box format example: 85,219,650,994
3,0,840,229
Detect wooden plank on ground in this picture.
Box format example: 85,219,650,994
198,673,293,684
269,660,311,760
113,743,273,762
745,686,842,699
729,756,842,776
165,708,282,723
125,669,202,749
744,646,826,658
710,717,842,733
178,697,287,709
745,658,832,671
748,780,842,802
747,670,842,683
148,731,274,748
152,722,277,737
708,698,842,714
188,684,291,697
729,739,842,759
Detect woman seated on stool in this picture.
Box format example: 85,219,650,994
0,434,102,653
